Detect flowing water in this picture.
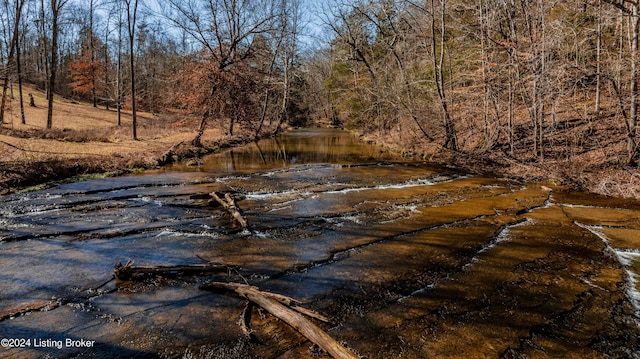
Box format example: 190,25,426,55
1,128,639,358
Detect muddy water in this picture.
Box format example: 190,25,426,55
1,128,639,358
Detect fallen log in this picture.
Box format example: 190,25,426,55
210,192,249,229
201,282,356,359
114,260,229,282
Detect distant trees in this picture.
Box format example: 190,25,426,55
68,30,106,103
166,0,301,144
322,0,451,143
0,0,638,168
312,0,640,166
602,0,640,164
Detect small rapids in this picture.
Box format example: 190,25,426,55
1,128,640,358
576,222,640,322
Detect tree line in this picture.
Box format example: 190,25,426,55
0,0,306,141
1,0,639,168
309,0,640,166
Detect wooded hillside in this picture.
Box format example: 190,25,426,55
1,0,639,197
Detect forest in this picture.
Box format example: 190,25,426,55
1,0,640,198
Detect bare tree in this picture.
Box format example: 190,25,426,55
114,0,124,126
431,0,457,151
45,0,70,129
323,0,383,128
595,0,602,113
275,0,297,133
603,0,640,164
354,0,434,140
0,0,26,125
16,0,28,125
125,0,139,139
89,0,98,107
166,0,278,144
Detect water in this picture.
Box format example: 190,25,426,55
1,128,639,358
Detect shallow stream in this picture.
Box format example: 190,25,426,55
1,128,639,358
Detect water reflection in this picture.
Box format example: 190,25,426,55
169,128,393,173
1,128,639,358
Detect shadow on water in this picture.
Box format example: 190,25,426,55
1,128,640,358
0,325,160,358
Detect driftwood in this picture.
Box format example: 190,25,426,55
210,192,249,229
240,301,256,340
201,282,356,359
114,260,228,282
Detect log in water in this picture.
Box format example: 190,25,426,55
0,128,639,358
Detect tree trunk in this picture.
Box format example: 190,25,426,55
0,0,25,125
629,2,639,164
275,0,290,135
17,33,25,125
538,0,546,163
117,3,123,126
431,0,457,151
508,53,515,155
127,0,139,140
595,0,602,113
47,0,66,129
480,0,490,149
90,0,97,108
40,0,51,101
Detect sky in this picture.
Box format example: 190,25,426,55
64,0,336,53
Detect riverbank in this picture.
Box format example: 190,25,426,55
2,121,638,199
1,129,638,358
0,125,221,194
0,86,279,194
1,86,638,199
357,111,640,200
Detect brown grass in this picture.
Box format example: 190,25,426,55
2,84,639,199
0,84,225,193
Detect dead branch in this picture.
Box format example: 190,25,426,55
290,304,331,323
210,192,249,229
158,141,184,166
239,301,257,340
113,260,229,282
201,281,356,359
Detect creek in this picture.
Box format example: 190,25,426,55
1,128,639,358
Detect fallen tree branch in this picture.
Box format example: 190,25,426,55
239,301,257,341
114,260,229,282
210,192,249,229
201,282,356,359
157,141,184,166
